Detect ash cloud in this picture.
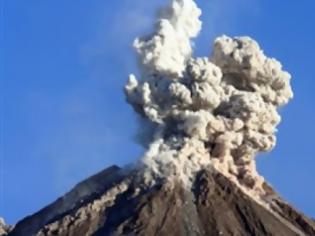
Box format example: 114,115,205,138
125,0,293,198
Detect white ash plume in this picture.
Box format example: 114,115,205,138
133,0,201,77
125,0,293,197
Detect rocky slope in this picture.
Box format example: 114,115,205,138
6,165,315,236
0,218,11,236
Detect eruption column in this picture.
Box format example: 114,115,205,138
125,0,293,199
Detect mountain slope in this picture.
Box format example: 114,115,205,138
7,166,315,236
0,218,11,236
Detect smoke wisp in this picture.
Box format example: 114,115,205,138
125,0,293,198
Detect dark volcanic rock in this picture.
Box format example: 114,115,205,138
9,166,123,236
8,166,315,236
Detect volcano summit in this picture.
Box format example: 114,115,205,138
5,0,315,235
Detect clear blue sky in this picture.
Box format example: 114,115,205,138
1,0,314,224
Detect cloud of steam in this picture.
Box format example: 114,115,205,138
125,0,293,196
133,0,201,77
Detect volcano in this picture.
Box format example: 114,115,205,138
6,165,315,236
4,0,314,235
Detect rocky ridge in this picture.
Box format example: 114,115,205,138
0,218,12,236
6,165,315,236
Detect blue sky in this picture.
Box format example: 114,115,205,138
1,0,315,224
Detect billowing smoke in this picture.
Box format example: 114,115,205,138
125,0,293,198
